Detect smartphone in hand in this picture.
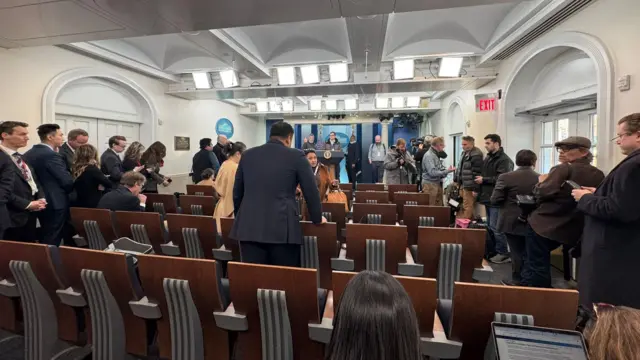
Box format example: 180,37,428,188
564,180,581,189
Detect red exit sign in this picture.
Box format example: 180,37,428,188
478,98,496,112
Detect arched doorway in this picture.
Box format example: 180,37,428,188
42,68,156,152
500,32,614,171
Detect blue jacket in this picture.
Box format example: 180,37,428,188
23,144,74,210
231,139,322,244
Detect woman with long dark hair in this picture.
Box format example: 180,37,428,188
213,142,246,232
140,141,170,193
72,144,113,208
122,141,145,172
326,271,421,360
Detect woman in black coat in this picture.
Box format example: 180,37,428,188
122,141,145,172
140,141,170,194
572,115,640,309
72,144,113,208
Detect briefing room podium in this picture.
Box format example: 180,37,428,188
319,150,344,180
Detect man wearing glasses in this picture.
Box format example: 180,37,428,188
521,136,604,288
572,113,640,309
100,135,128,187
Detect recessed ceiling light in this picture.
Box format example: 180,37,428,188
393,59,414,80
344,98,358,110
256,101,268,112
300,65,320,84
219,70,238,88
277,67,296,85
282,99,294,112
376,98,389,109
391,97,404,108
192,72,211,89
329,63,349,82
325,99,337,111
438,57,464,77
309,99,322,111
406,96,421,107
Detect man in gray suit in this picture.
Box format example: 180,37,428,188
491,150,539,286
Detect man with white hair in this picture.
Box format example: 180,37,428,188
213,135,228,165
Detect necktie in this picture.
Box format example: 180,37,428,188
12,153,30,181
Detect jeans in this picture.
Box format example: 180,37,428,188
505,233,526,283
371,161,384,183
484,206,509,257
521,224,561,288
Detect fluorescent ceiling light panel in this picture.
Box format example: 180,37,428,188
376,98,389,109
406,96,420,107
192,72,211,89
438,57,463,77
329,63,349,82
281,99,294,112
219,70,239,88
309,99,322,111
393,59,414,80
325,99,337,111
269,100,281,112
391,97,404,108
344,98,357,110
256,101,268,112
300,65,320,84
277,67,296,85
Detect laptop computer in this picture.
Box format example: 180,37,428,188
492,322,589,360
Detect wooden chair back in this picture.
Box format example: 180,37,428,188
352,203,397,225
300,222,339,289
451,282,579,360
187,184,215,197
114,211,165,254
136,254,228,360
332,271,438,337
393,193,430,220
404,206,451,245
355,190,389,204
70,207,117,245
342,189,353,208
219,217,239,260
0,241,82,342
417,227,486,282
165,214,218,259
387,184,419,201
179,195,216,216
228,262,323,360
345,224,408,274
58,247,148,356
339,183,353,192
357,184,385,192
144,193,177,214
322,202,346,234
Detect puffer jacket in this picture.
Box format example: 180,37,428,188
478,148,514,205
454,147,484,191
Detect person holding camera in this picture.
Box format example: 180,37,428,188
490,150,539,286
422,137,455,205
383,138,416,185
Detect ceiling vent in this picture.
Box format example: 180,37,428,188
491,0,595,61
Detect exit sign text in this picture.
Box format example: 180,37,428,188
478,98,496,112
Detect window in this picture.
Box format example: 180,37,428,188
540,121,554,174
452,133,463,167
589,113,598,166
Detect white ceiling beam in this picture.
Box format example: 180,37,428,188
209,29,272,77
62,42,181,83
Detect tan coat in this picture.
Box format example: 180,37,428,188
213,160,238,232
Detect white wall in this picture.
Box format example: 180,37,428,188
0,46,261,176
437,0,640,168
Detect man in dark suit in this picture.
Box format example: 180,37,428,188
490,150,539,286
0,138,14,238
191,138,220,183
100,135,127,187
0,121,47,242
231,121,326,266
58,128,89,172
98,171,147,212
23,124,74,246
212,135,228,165
346,135,361,184
572,114,640,308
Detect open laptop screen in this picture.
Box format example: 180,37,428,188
492,322,589,360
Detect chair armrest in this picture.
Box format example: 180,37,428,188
419,310,462,359
473,264,494,282
56,287,87,307
0,279,19,298
212,245,233,261
129,296,162,319
331,248,353,271
160,242,181,256
309,291,334,344
398,263,424,277
214,303,248,331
